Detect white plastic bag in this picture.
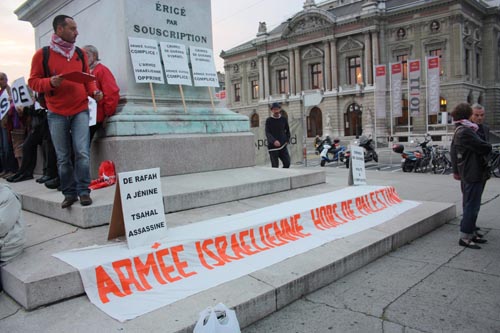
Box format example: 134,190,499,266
193,303,241,333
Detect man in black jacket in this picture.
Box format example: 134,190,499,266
450,103,492,249
265,102,291,168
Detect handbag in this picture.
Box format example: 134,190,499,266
193,303,241,333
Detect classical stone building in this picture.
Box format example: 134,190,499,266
221,0,500,155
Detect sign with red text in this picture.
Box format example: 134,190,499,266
426,56,440,115
374,65,386,119
408,59,421,116
390,63,402,117
109,168,167,249
55,186,419,322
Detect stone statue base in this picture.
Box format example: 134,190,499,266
90,132,255,177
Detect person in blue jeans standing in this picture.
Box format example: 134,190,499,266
28,15,102,209
450,103,492,249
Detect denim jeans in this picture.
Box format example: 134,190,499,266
460,181,485,239
47,110,90,198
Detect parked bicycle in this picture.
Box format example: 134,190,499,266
489,144,500,178
431,147,452,174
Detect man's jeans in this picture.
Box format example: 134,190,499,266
47,110,91,198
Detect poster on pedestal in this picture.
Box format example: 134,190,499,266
348,145,367,186
108,167,167,249
189,46,219,87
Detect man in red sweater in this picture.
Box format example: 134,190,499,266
29,15,103,209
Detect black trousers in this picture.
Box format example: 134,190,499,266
17,119,57,178
269,147,291,168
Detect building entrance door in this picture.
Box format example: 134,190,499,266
307,107,323,137
344,103,363,137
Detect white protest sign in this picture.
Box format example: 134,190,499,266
88,97,97,126
348,145,367,186
160,42,192,86
0,89,10,120
118,167,167,249
11,77,33,108
189,46,219,87
128,37,165,84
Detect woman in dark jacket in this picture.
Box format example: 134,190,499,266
450,103,492,249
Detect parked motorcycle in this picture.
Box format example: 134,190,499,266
317,138,346,167
392,135,432,173
344,135,378,168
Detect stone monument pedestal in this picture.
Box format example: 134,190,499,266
16,0,256,176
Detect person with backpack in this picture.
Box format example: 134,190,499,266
450,103,492,249
28,15,103,209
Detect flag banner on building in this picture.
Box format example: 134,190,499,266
426,56,440,115
390,63,402,117
408,59,421,116
54,186,420,322
374,65,387,119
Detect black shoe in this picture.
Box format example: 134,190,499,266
45,178,60,189
472,237,487,244
36,175,53,184
6,173,21,182
79,194,92,206
475,227,481,231
474,232,484,238
11,174,34,183
61,196,78,209
459,239,481,249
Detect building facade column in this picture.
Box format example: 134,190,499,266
324,40,331,91
294,48,302,93
258,56,265,100
371,30,380,68
224,65,232,104
330,39,338,89
263,55,270,98
289,49,296,95
364,32,373,85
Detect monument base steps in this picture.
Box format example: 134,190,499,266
0,166,455,333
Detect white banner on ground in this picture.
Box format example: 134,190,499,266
426,56,440,115
0,89,9,120
408,59,421,116
128,37,165,84
374,65,386,119
189,46,219,87
159,42,192,86
390,63,402,117
11,77,33,108
55,186,419,322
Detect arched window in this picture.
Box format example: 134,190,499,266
250,113,259,128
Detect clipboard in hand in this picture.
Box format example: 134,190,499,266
61,71,96,83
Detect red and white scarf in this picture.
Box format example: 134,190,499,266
49,33,75,60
